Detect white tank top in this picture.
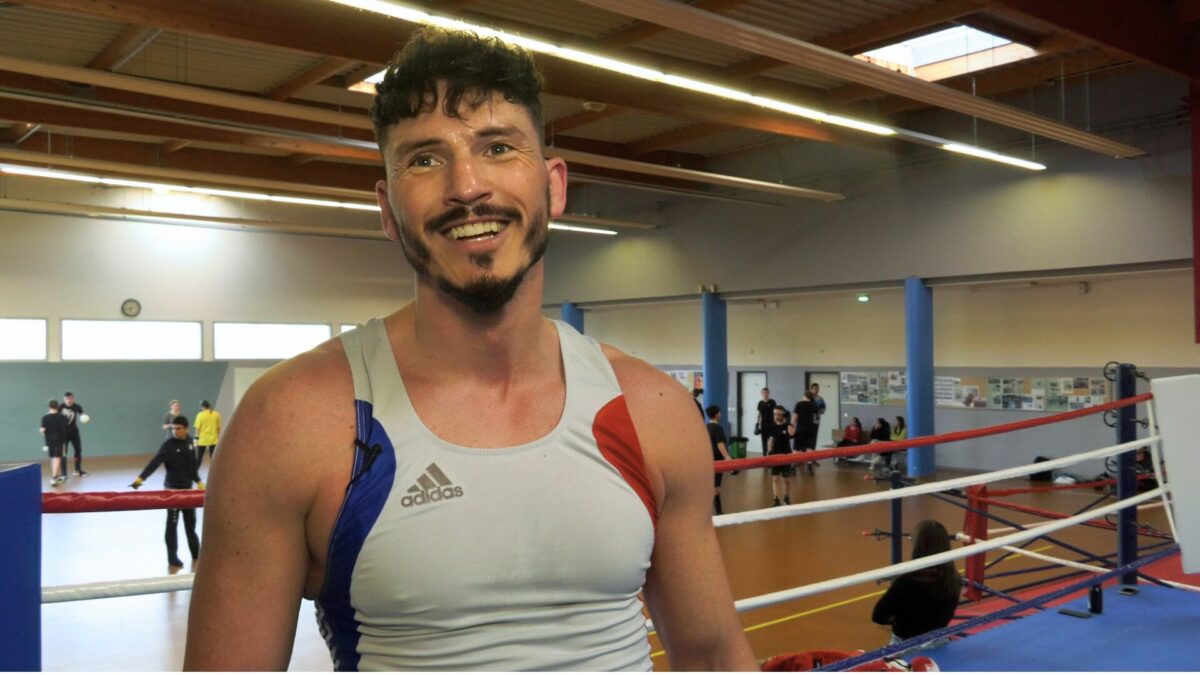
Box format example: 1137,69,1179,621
315,318,657,671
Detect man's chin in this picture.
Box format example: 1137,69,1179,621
436,273,525,315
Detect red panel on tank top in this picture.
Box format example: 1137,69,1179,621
592,396,658,528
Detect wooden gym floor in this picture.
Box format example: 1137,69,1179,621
34,452,1166,671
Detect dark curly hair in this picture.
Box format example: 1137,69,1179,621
371,26,545,149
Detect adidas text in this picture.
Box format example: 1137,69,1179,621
401,485,464,507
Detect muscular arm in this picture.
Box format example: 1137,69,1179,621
185,345,352,670
608,348,757,671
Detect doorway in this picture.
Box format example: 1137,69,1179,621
737,371,767,453
807,371,840,448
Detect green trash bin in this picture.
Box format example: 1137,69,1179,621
729,436,748,459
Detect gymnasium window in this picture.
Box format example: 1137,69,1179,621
339,324,358,334
61,320,202,360
0,318,48,360
213,322,332,360
856,26,1034,82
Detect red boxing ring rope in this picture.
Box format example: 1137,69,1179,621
713,392,1153,474
43,490,204,514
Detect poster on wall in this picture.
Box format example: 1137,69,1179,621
665,370,704,392
841,372,879,404
934,376,959,406
881,370,907,406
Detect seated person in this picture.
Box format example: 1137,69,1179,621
837,417,863,447
868,418,895,474
891,416,907,441
871,520,961,646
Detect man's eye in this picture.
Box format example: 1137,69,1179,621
408,155,437,168
486,143,513,156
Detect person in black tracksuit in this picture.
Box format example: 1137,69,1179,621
131,414,204,568
60,391,88,476
41,399,69,485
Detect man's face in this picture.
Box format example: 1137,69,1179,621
761,389,770,400
773,410,787,425
810,383,820,394
172,424,189,440
375,85,567,315
64,395,74,406
171,403,181,414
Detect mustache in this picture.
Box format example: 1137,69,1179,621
424,203,523,233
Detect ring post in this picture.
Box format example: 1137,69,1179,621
1116,363,1138,584
701,290,730,438
560,301,584,334
904,276,935,477
0,464,41,671
890,470,903,565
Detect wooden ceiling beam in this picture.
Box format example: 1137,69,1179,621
11,0,835,143
87,24,163,71
1,122,41,145
874,49,1136,116
986,0,1200,83
595,0,753,48
544,106,627,137
1,140,383,194
267,57,356,101
627,123,731,156
575,0,1143,157
0,97,381,161
723,0,987,79
160,140,192,154
827,31,1081,106
0,69,374,143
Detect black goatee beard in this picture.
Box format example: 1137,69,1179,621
395,192,551,316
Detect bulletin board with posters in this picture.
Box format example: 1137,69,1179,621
666,370,704,392
840,372,880,404
842,370,1110,411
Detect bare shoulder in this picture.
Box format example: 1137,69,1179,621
600,344,709,503
600,343,696,422
211,336,356,504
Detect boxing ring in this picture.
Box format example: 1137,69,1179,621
3,368,1198,671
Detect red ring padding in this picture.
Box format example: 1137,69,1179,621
42,490,204,514
714,393,1153,474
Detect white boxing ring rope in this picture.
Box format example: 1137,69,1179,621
713,436,1158,528
40,400,1180,647
43,574,195,604
954,533,1200,593
643,486,1169,631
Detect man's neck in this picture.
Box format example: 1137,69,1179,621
399,264,554,382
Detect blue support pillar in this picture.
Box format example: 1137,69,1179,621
905,276,935,477
701,291,730,438
561,302,584,334
1115,363,1138,585
0,464,41,671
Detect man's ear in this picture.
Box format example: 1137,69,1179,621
545,156,568,218
376,179,400,241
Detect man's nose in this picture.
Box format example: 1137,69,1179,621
445,156,492,206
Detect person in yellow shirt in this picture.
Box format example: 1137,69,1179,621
194,400,221,468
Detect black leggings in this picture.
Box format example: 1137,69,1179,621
165,508,200,563
196,445,216,466
65,428,83,472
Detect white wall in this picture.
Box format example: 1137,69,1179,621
576,271,1200,369
0,195,413,361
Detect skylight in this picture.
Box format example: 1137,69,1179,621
858,26,1036,82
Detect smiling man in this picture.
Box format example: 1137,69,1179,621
184,27,755,672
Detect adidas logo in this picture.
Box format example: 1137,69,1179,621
400,463,465,508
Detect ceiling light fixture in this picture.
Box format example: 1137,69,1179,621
941,143,1046,171
337,0,895,139
331,0,1047,170
857,294,870,302
0,164,621,235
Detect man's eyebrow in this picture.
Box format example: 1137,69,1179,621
475,125,528,141
391,137,444,161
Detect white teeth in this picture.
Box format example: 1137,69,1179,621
448,221,503,240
